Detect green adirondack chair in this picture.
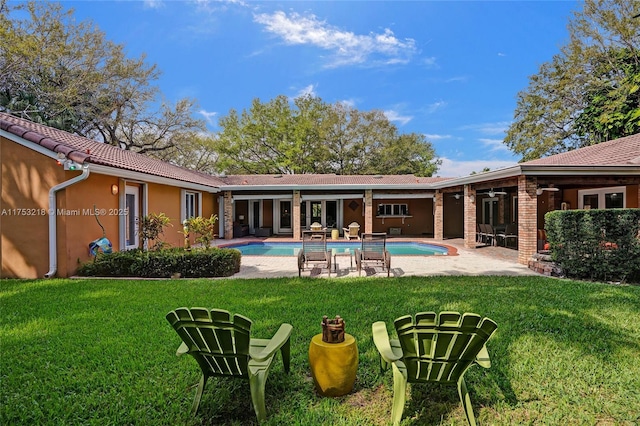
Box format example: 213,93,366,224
166,307,293,423
372,311,497,426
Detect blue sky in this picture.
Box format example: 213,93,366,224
65,0,579,177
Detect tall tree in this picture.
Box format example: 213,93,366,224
214,95,441,176
0,1,204,155
505,0,640,161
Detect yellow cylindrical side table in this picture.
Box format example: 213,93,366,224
308,333,358,397
331,229,339,240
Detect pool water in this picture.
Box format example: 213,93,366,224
226,241,448,256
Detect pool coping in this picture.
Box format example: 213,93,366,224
216,238,459,257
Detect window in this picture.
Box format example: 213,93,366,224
578,186,625,210
181,190,202,222
376,203,409,216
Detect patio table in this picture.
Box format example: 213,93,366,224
332,248,353,272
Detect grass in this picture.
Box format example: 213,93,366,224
1,276,639,425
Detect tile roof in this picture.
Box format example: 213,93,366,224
220,174,451,187
3,112,637,192
0,112,224,189
522,133,640,167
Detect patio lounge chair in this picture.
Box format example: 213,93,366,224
372,311,498,426
342,222,361,240
298,230,332,276
165,307,293,423
354,232,391,277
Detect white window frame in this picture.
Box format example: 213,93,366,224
577,186,626,210
181,190,202,223
376,203,409,217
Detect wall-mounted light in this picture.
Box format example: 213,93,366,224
111,184,119,195
469,194,475,203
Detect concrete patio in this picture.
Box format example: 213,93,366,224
223,237,539,279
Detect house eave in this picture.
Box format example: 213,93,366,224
520,165,640,175
431,165,522,189
89,164,220,193
219,183,437,191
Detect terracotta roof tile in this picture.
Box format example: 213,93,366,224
219,174,451,186
522,133,640,167
0,113,224,189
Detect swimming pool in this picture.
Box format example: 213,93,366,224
226,241,449,256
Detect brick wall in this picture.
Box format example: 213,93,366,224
434,191,443,240
223,191,233,240
293,190,301,239
364,190,373,234
517,175,537,264
464,185,477,248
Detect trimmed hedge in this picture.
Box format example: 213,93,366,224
545,209,640,283
77,247,241,278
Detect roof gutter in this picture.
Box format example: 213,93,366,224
44,164,90,278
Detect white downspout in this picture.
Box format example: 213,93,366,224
44,164,90,278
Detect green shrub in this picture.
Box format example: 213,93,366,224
546,208,640,283
138,212,172,250
77,247,241,278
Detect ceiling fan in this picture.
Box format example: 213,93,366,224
479,188,507,197
536,186,560,196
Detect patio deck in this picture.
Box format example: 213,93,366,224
217,236,536,279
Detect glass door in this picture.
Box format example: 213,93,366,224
482,197,498,226
326,200,337,228
279,200,292,232
125,186,139,249
249,200,261,234
311,201,322,225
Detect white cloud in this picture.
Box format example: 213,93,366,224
384,109,413,126
426,101,446,114
294,84,317,99
422,56,438,68
461,121,510,136
479,138,510,153
143,0,164,9
253,11,417,68
337,99,356,108
199,109,218,126
444,76,468,83
424,134,452,141
436,157,517,178
193,0,248,12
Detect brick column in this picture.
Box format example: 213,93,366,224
293,190,301,239
364,190,373,234
517,175,537,265
434,191,443,240
498,195,505,225
464,185,477,248
223,191,233,240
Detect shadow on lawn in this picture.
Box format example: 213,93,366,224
388,278,640,424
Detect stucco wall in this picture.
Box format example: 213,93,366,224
1,137,63,278
57,173,120,277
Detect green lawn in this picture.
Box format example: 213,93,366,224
1,276,639,425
